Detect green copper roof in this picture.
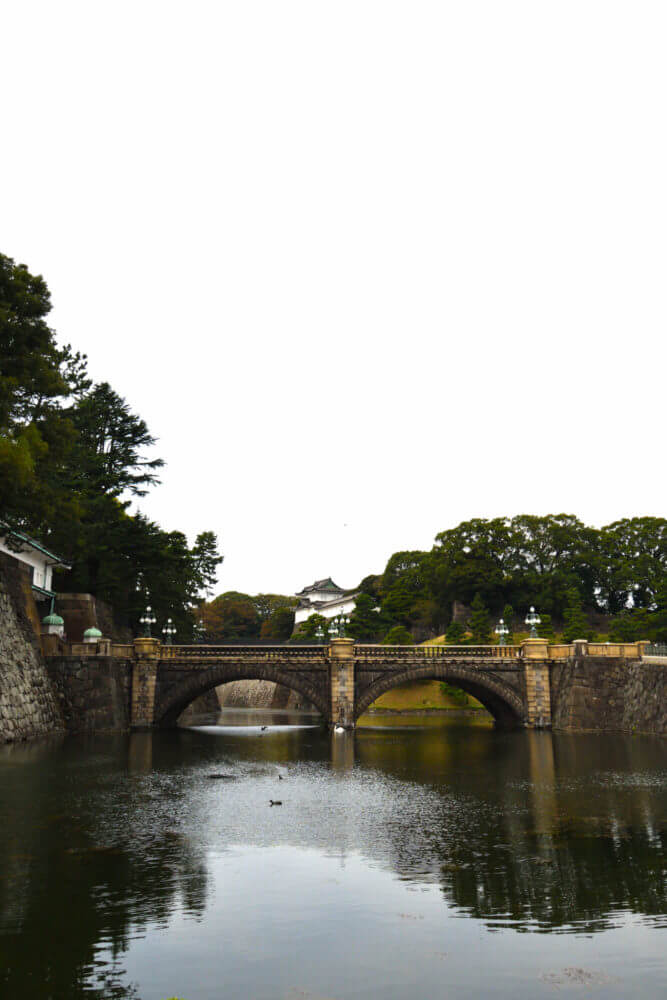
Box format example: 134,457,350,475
83,626,102,638
42,613,64,626
296,578,344,596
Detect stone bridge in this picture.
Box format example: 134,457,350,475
118,636,647,730
41,633,663,735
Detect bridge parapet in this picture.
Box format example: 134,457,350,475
354,644,521,660
158,644,328,664
546,642,645,659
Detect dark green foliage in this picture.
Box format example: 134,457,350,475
291,613,329,642
69,381,164,497
538,612,555,640
562,589,591,642
445,621,466,643
360,513,665,641
597,518,666,611
380,551,433,627
191,532,223,599
469,593,491,642
358,574,381,599
382,625,414,645
347,593,384,641
608,582,667,643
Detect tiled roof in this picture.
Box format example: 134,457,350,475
296,577,344,596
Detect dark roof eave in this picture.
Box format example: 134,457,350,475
2,527,71,568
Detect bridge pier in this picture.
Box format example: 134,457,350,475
522,638,552,728
329,637,356,728
131,637,160,728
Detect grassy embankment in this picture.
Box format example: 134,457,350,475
367,635,487,714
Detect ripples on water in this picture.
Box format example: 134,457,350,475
0,710,665,999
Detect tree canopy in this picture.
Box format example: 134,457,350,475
351,514,667,643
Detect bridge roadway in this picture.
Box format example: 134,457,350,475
121,636,645,730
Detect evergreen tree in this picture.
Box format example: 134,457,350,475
68,381,164,497
445,621,466,643
347,593,384,641
191,531,223,598
382,625,414,645
291,613,329,642
562,589,590,642
470,592,491,642
538,612,555,640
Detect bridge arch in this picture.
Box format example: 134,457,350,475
154,661,330,727
355,663,525,727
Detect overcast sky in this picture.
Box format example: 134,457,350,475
3,2,666,596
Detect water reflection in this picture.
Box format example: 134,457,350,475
0,718,665,999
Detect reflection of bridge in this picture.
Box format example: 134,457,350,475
120,636,647,730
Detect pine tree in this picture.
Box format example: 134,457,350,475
538,612,555,640
562,589,590,642
445,620,466,643
470,592,491,642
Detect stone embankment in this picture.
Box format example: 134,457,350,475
0,553,63,743
551,656,667,734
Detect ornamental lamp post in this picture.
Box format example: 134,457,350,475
494,618,509,646
337,614,350,639
525,606,541,638
315,625,326,644
193,620,205,644
162,617,177,645
139,605,156,638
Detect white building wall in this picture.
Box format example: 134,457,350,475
0,540,52,590
294,596,357,625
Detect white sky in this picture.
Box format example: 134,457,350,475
3,2,666,596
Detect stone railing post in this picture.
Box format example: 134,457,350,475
329,637,355,728
131,637,161,729
521,637,552,728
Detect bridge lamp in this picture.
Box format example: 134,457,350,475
495,619,509,646
139,605,157,638
162,617,177,645
315,625,326,644
337,614,350,638
525,606,541,638
193,620,205,644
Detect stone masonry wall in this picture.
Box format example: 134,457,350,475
217,679,315,711
551,656,667,735
0,552,64,743
46,656,133,732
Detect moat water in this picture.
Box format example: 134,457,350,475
0,710,665,1000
